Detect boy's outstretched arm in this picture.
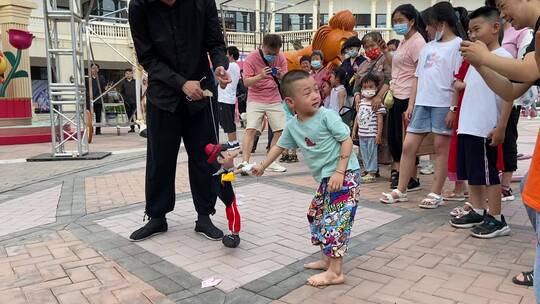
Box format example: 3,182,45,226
476,65,532,101
328,137,353,192
251,145,285,176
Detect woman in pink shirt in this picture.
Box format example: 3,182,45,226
311,50,331,90
386,4,427,190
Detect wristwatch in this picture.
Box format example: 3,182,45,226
449,106,458,113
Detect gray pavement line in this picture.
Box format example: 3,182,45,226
0,158,26,164
0,153,146,195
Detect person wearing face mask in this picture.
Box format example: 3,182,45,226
352,32,392,111
386,4,427,191
310,50,331,91
380,1,469,209
340,37,366,104
238,34,288,174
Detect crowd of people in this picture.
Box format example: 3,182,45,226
127,0,540,293
215,0,540,290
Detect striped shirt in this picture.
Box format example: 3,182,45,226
356,99,385,137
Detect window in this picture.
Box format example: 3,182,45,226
82,0,128,23
376,14,387,28
235,12,251,32
285,14,312,31
319,14,329,27
275,14,283,32
355,14,370,28
218,11,236,31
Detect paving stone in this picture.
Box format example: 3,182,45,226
149,276,184,295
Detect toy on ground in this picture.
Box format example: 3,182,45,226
284,10,358,72
204,142,254,248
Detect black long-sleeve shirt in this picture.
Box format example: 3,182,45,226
128,0,229,113
119,79,136,105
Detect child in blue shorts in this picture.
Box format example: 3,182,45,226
253,70,360,287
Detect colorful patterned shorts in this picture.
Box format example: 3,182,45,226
307,170,361,258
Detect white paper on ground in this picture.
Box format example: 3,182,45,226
201,277,222,288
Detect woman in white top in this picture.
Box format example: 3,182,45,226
381,2,468,208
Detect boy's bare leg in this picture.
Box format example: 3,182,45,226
469,185,487,210
307,256,345,287
304,253,330,270
487,184,502,215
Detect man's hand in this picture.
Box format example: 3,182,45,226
445,111,456,129
460,40,490,67
488,127,505,146
182,81,204,100
328,172,344,192
251,163,265,176
259,67,272,78
215,66,231,89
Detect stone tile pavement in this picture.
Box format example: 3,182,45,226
0,121,537,303
95,183,401,293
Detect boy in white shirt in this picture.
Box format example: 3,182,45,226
218,46,242,150
449,7,513,238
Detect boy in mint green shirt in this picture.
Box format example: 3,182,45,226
253,70,360,287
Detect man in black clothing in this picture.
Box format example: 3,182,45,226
128,0,231,242
87,63,107,135
119,68,137,132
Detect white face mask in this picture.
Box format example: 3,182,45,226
362,90,376,98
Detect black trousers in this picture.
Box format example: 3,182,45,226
124,101,137,130
387,97,408,162
502,105,521,172
94,102,102,133
145,100,219,218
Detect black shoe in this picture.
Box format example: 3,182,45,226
471,214,511,239
129,217,168,242
375,168,381,178
195,218,224,241
279,154,289,162
390,170,399,189
407,178,421,192
128,128,135,133
222,234,241,248
450,210,484,228
227,142,241,150
139,129,147,138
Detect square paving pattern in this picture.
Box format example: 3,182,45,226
0,230,173,304
96,183,401,292
0,184,61,237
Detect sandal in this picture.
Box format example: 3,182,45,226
512,270,534,286
443,190,466,202
418,193,445,209
450,202,473,217
362,174,376,183
380,189,408,204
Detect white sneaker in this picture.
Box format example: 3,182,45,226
420,164,434,175
266,161,287,172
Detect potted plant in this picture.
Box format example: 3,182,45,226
0,29,34,127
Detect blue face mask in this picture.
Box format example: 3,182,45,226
434,30,444,41
311,60,322,69
393,23,409,36
264,54,276,62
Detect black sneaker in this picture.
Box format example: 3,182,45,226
390,170,399,189
195,218,224,241
222,234,241,248
129,217,168,242
471,214,511,239
407,178,422,192
227,142,241,150
450,210,484,228
501,187,515,202
279,154,289,162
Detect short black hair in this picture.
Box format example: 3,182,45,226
469,6,500,22
332,67,346,85
387,39,400,48
360,73,380,88
227,46,240,60
311,50,324,61
300,55,311,63
485,0,496,7
281,70,311,99
262,34,282,50
125,68,133,73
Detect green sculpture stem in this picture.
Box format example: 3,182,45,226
0,49,22,97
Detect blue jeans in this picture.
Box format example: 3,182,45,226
359,137,377,173
521,174,540,301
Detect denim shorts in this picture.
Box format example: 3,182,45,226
407,105,453,136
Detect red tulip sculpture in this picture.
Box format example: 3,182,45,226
0,29,34,97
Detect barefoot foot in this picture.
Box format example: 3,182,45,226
307,270,344,287
304,259,330,270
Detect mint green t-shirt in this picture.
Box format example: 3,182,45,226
277,107,360,182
